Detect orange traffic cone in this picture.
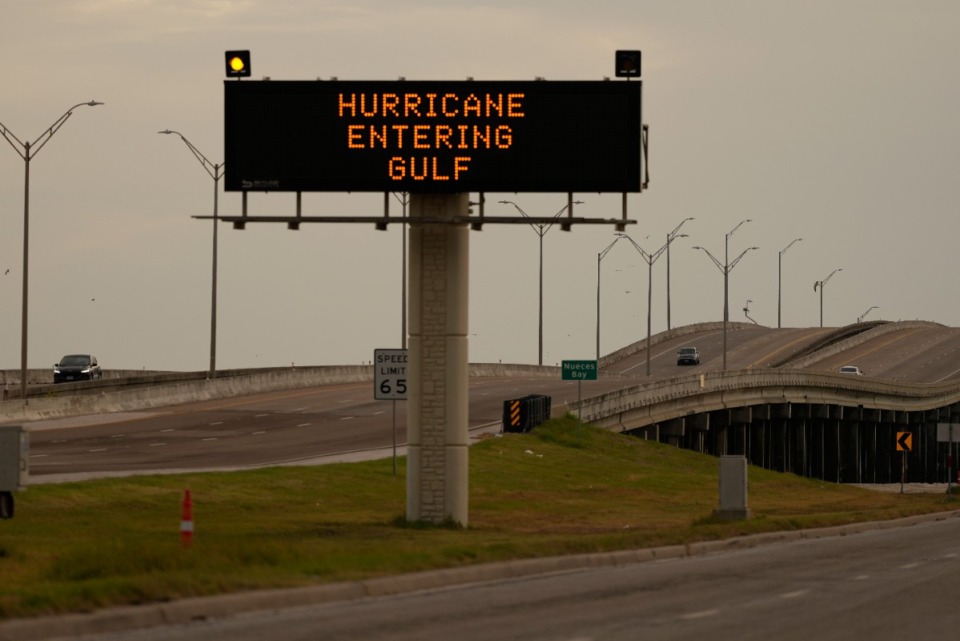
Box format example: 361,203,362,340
181,489,194,548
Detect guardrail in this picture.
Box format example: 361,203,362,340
575,368,960,432
0,363,564,424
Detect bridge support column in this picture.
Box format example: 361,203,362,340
406,193,470,526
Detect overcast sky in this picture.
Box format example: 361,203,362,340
1,0,958,372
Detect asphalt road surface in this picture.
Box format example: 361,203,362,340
25,375,630,480
76,515,960,641
610,324,960,382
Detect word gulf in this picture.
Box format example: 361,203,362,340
338,91,526,184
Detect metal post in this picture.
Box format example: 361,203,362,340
646,257,653,376
665,217,693,330
616,233,669,376
723,233,729,371
596,252,601,361
692,220,754,372
538,232,544,366
814,268,841,329
948,424,953,496
778,238,801,329
777,251,782,329
210,164,219,377
596,236,622,362
20,145,30,400
401,193,408,349
819,286,824,328
499,199,582,366
159,130,223,378
666,232,672,330
577,379,583,437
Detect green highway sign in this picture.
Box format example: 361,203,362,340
562,360,598,381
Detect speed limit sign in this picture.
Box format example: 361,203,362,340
374,349,408,400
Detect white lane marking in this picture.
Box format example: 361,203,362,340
30,454,48,458
900,562,921,569
934,367,960,383
339,416,355,421
202,438,218,442
111,434,124,438
161,429,174,433
297,423,312,427
942,553,958,559
252,431,266,435
150,443,166,447
781,589,808,599
681,609,719,620
373,411,385,416
210,422,223,426
89,449,107,453
292,407,308,413
854,575,870,580
255,414,269,418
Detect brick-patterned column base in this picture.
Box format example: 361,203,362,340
406,193,469,526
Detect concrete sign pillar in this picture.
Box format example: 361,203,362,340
406,193,470,525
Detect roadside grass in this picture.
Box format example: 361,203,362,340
0,415,955,620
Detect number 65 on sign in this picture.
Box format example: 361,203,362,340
374,349,408,400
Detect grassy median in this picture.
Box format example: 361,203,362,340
0,415,956,620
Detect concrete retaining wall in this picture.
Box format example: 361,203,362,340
577,368,960,432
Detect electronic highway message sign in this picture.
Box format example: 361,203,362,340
224,80,642,193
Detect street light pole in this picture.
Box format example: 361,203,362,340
777,238,802,329
500,199,583,366
813,268,842,328
159,130,224,378
596,235,624,361
857,305,878,323
617,233,671,376
665,217,694,330
395,193,409,348
1,101,103,400
693,219,756,371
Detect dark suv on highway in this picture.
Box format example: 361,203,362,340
53,354,102,383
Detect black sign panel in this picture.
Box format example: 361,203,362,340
224,80,642,193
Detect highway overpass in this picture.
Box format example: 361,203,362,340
2,320,959,484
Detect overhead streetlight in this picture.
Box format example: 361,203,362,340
857,306,878,323
393,192,410,349
159,130,224,378
596,235,625,361
777,238,802,329
617,232,671,376
814,268,843,328
1,100,104,401
500,199,583,366
665,217,694,330
692,219,757,371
